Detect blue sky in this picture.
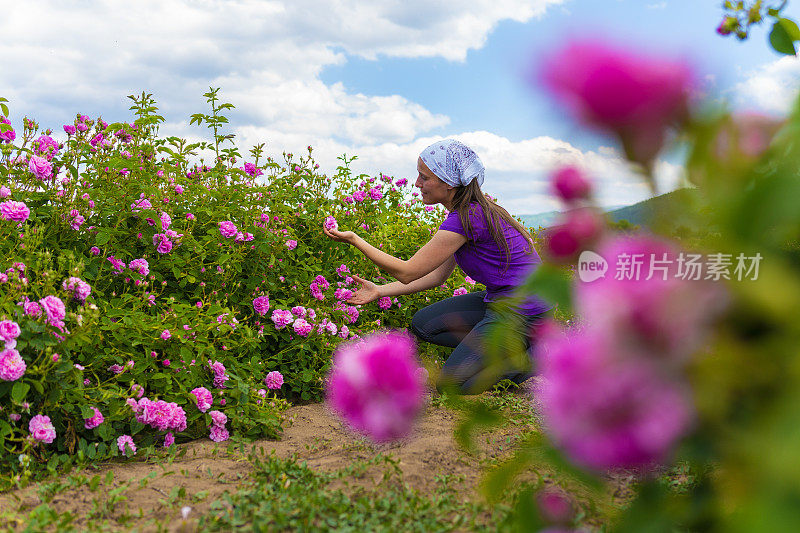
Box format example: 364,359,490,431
2,0,799,214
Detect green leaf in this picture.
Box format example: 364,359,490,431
0,103,8,117
769,19,798,56
95,229,111,246
11,382,30,403
517,262,573,314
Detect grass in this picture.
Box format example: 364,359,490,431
200,451,509,532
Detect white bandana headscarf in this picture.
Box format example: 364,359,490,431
419,139,485,188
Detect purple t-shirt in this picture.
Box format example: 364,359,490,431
439,203,551,316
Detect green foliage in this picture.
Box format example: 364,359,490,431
0,91,471,487
201,451,505,532
718,0,800,56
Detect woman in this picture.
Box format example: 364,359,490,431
323,139,550,394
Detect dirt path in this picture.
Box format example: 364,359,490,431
1,398,539,531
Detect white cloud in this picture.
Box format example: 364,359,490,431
225,127,679,215
0,0,686,217
733,56,800,114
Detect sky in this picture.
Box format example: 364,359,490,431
2,0,800,215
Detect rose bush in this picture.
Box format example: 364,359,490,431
0,91,476,486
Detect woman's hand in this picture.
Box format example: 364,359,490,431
323,225,357,244
347,274,381,305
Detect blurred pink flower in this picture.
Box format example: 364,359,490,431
164,432,175,447
378,297,392,310
324,216,338,231
209,410,227,426
160,329,171,340
285,239,298,250
327,331,426,442
537,325,693,470
539,39,692,166
551,166,592,203
575,234,725,363
453,287,468,296
544,208,603,260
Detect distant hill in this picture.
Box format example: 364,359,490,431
516,188,698,230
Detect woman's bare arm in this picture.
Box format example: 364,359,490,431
324,226,466,284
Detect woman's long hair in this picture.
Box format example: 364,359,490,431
450,180,535,271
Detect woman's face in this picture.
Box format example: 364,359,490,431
415,158,453,205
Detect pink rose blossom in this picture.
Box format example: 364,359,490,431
544,208,603,260
209,424,229,442
90,246,101,256
253,296,270,316
84,407,104,429
378,297,392,310
117,435,137,456
209,410,227,426
210,361,230,388
453,287,468,296
0,348,26,381
327,331,426,442
62,276,92,303
128,258,150,276
324,216,338,231
0,186,10,198
0,200,30,222
334,288,353,301
131,197,152,212
29,414,57,444
191,387,213,413
135,397,188,432
264,371,284,390
0,320,21,342
28,155,53,180
271,309,293,329
39,295,66,329
160,329,171,340
293,318,313,337
219,221,237,238
285,239,297,250
164,432,175,447
339,325,350,338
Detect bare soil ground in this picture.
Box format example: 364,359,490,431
1,398,553,532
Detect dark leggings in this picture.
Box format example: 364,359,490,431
410,291,543,394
